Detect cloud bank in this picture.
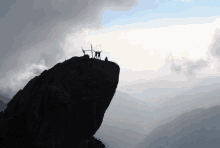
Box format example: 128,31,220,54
0,0,140,98
167,26,220,77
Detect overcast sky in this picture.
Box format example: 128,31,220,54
1,0,220,100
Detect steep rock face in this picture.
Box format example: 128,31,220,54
1,56,120,148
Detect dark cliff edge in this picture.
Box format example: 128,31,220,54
0,56,120,148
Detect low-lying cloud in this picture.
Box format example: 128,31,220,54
168,27,220,76
169,55,209,76
208,28,220,60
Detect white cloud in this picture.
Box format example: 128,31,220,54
81,17,219,74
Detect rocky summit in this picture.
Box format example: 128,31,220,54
0,56,120,148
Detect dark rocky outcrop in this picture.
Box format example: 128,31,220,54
88,136,106,148
0,56,120,148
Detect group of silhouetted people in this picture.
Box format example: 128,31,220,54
94,50,102,59
81,45,104,60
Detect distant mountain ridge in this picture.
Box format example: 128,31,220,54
134,105,220,148
95,90,148,148
97,81,220,148
0,100,6,112
0,95,10,112
0,95,10,104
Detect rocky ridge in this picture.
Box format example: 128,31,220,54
0,56,120,148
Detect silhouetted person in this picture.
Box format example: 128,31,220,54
105,57,108,61
98,51,102,58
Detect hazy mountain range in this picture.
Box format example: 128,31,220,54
95,79,220,148
1,78,220,148
0,95,9,112
0,94,10,105
134,105,220,148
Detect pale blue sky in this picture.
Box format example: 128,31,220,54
102,0,220,28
